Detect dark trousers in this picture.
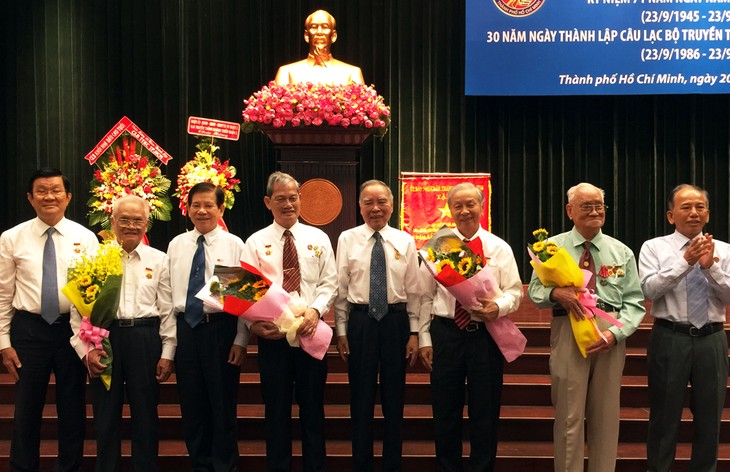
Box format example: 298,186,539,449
175,315,240,472
9,310,86,472
90,319,162,472
257,337,327,472
430,316,504,472
347,305,410,472
647,322,728,472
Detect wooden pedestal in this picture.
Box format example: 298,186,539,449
262,126,373,246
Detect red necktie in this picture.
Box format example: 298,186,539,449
282,230,301,294
453,238,472,329
580,241,596,291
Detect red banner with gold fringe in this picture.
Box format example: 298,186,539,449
400,172,491,249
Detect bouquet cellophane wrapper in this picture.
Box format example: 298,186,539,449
530,247,601,357
420,227,527,363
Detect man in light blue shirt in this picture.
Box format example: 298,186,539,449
639,184,730,471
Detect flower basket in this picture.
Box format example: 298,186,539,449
242,82,391,138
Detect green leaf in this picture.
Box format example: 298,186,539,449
91,274,122,330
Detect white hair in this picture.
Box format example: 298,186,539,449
112,195,150,219
566,182,605,203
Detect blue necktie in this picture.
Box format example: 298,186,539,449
185,235,206,328
686,265,709,328
369,232,388,321
41,227,60,324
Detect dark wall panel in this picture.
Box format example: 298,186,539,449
2,0,729,278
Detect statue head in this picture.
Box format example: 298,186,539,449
274,9,364,85
304,10,337,55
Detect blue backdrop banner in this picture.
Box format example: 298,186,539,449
466,0,730,96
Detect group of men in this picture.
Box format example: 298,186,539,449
0,168,727,472
527,182,729,472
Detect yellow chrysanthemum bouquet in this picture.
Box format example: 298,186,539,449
62,240,123,389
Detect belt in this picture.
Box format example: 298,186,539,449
351,302,407,312
553,300,620,317
654,318,725,337
178,312,228,324
112,317,159,328
433,315,485,333
15,310,70,324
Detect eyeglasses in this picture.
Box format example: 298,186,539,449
116,218,147,228
577,204,608,213
34,188,67,197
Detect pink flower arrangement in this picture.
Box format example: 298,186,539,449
242,82,391,137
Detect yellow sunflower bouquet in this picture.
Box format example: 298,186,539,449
62,240,123,390
203,262,272,315
197,263,332,360
419,226,527,363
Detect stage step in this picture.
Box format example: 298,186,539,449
1,440,729,471
1,295,729,470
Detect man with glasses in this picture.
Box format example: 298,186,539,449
527,182,645,472
70,195,175,471
0,167,98,471
243,172,337,471
639,184,730,471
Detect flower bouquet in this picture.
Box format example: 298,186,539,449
419,226,527,363
528,228,623,357
62,240,123,390
242,81,391,137
174,138,240,217
88,135,172,231
197,262,332,360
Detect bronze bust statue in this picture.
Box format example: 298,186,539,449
274,10,365,86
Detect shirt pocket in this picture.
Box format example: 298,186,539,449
300,255,320,283
136,279,160,306
597,265,626,303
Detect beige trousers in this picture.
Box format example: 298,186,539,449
549,315,626,472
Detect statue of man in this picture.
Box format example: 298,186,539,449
274,10,365,86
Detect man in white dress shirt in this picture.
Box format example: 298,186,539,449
334,179,420,471
639,184,730,471
418,182,523,471
0,167,98,472
70,195,175,471
244,171,337,472
168,182,248,471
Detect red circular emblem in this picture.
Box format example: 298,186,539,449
298,179,343,226
493,0,545,17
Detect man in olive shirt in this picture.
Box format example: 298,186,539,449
527,182,645,472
